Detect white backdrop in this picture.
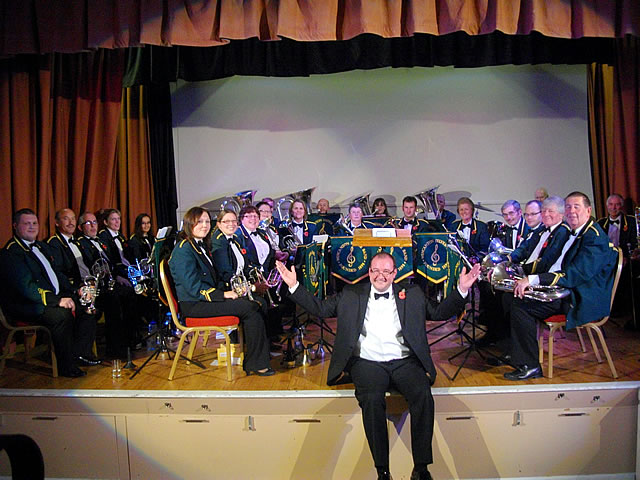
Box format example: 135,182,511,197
171,64,590,222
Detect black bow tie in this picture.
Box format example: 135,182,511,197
250,231,259,236
543,226,551,232
292,222,303,228
506,225,517,231
609,219,620,225
571,230,579,236
401,219,414,226
374,292,389,300
461,224,471,230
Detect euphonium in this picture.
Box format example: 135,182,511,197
220,190,257,216
351,193,372,216
490,261,571,303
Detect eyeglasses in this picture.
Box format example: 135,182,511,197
82,221,98,226
243,214,259,219
370,268,395,276
524,212,541,217
220,220,238,225
501,211,519,218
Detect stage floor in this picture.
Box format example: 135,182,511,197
1,311,638,393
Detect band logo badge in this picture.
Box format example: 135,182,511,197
331,237,369,284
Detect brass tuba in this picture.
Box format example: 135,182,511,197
350,193,372,216
415,186,440,219
220,190,257,215
275,187,316,223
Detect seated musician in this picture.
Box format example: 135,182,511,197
126,213,155,264
256,201,288,262
0,209,98,377
168,207,274,376
372,197,390,217
259,197,280,227
77,211,135,359
388,196,442,233
497,200,530,250
522,200,544,234
436,194,457,231
316,198,330,214
504,192,618,380
485,197,571,354
278,199,318,250
451,197,490,256
211,209,247,288
46,208,102,366
97,208,130,278
597,193,638,316
535,187,549,202
334,203,375,236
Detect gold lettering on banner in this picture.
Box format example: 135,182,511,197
336,242,368,274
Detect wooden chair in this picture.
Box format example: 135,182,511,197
159,259,242,381
0,306,58,377
538,247,623,379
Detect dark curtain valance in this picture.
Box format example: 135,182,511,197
1,0,638,57
123,31,616,87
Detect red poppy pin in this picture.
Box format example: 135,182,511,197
542,241,548,249
412,225,417,232
398,289,406,300
471,230,477,235
304,231,309,237
624,225,628,232
241,248,247,254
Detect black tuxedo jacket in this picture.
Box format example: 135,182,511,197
597,215,638,256
495,217,530,250
452,218,490,255
98,228,129,277
47,232,83,287
290,282,466,386
0,236,74,318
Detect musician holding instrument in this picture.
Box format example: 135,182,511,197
522,200,543,233
373,198,390,217
505,192,618,381
436,194,456,231
497,200,530,250
451,197,490,255
278,199,318,249
0,209,98,377
597,193,638,316
126,213,155,264
211,210,248,288
388,196,440,233
334,203,376,236
77,211,135,359
169,207,274,376
97,208,131,279
46,208,102,366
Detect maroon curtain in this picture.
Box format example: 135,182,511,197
1,1,638,56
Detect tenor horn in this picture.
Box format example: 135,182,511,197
221,190,257,216
415,186,440,219
275,187,316,222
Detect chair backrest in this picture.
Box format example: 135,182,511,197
159,259,185,332
609,247,624,311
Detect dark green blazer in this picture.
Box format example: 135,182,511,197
168,238,225,303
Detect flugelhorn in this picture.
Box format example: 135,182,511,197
220,190,257,216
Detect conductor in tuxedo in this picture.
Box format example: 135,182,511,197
276,253,481,480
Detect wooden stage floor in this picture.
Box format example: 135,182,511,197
1,311,638,393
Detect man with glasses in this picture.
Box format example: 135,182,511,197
276,252,481,480
523,200,543,233
497,200,530,250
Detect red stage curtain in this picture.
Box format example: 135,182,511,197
0,50,131,243
588,37,640,218
1,0,638,56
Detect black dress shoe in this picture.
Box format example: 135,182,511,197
487,354,511,367
59,366,87,378
246,367,276,376
504,364,543,381
76,356,102,366
410,468,432,480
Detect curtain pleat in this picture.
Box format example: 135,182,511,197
2,0,638,56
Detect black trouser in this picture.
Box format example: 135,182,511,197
34,305,97,370
181,298,271,372
509,297,566,366
348,356,434,470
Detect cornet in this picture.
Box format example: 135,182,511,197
230,270,255,301
79,276,99,314
248,267,279,308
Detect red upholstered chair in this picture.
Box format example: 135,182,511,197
0,306,58,377
159,259,242,381
538,247,623,379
